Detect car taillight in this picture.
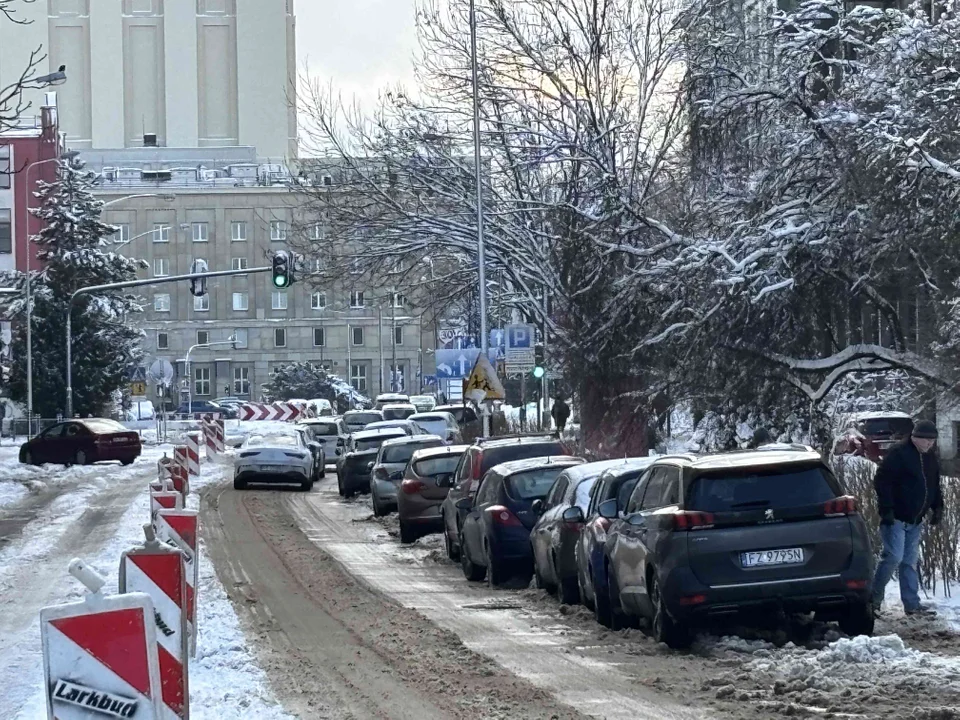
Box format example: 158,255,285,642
824,495,857,516
239,451,260,458
401,479,425,495
487,505,522,527
672,511,715,530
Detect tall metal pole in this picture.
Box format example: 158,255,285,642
346,322,352,393
378,305,384,395
391,292,398,393
65,307,72,417
470,0,491,437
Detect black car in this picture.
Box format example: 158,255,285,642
603,449,874,648
337,428,407,498
175,400,238,419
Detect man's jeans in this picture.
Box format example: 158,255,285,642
872,519,923,611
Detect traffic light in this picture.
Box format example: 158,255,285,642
189,259,208,297
533,342,545,379
272,250,293,288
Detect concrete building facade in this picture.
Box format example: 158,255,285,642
1,0,296,159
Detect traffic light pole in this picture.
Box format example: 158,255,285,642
65,266,270,417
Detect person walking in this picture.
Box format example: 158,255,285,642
551,395,570,434
872,419,943,616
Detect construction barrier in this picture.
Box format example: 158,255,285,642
201,416,225,458
41,559,164,719
184,433,201,477
154,510,199,657
171,447,190,496
237,401,306,422
150,490,182,522
120,526,190,720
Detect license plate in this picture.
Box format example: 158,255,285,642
258,465,286,474
740,548,803,568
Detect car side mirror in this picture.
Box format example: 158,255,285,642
627,513,646,527
531,499,544,515
455,497,472,512
598,499,618,520
390,471,403,481
562,506,585,524
308,441,321,453
367,461,375,471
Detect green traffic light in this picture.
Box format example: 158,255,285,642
273,276,288,288
533,366,545,379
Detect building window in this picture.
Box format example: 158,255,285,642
157,331,169,350
232,257,248,271
311,291,326,310
194,294,210,311
197,330,209,345
272,290,288,310
232,292,248,311
232,328,248,348
154,293,171,312
192,222,209,243
350,258,362,275
233,366,249,395
197,0,236,15
0,145,9,189
350,291,364,308
392,292,405,308
313,327,325,347
274,328,286,347
311,257,323,274
352,326,364,346
231,221,246,242
270,220,287,241
111,223,130,245
0,209,11,254
153,258,169,277
153,224,169,243
394,325,403,345
309,224,323,240
351,364,367,392
194,367,211,396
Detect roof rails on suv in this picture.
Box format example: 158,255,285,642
475,432,560,445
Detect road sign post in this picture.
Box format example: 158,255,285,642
505,324,536,374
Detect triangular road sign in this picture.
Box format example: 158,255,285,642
464,352,506,400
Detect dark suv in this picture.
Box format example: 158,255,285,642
604,449,874,648
440,434,570,560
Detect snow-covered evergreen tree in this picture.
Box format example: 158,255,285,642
7,157,145,418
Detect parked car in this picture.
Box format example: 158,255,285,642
175,400,239,419
299,418,348,463
307,398,335,417
370,435,446,517
342,410,384,433
575,459,655,626
457,457,584,585
397,445,468,543
233,430,321,491
374,393,410,410
214,396,245,408
363,419,425,436
124,400,156,421
20,419,142,466
382,403,418,421
440,434,572,561
409,412,462,444
294,426,326,479
531,459,648,604
434,403,480,431
337,428,408,498
603,449,874,648
833,411,913,463
409,394,437,413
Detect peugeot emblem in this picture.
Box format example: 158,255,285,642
764,508,775,521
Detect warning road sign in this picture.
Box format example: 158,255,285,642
464,353,506,401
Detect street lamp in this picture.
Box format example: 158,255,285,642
101,194,176,208
24,149,80,428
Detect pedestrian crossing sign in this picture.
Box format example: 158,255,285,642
464,353,506,401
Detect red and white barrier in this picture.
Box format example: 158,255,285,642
171,447,190,496
120,528,190,720
150,491,182,522
42,559,164,719
201,416,225,458
238,402,304,422
154,510,199,657
184,433,201,477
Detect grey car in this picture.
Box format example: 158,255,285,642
370,434,445,516
342,410,384,434
603,449,874,648
337,428,407,498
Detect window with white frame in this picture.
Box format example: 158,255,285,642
351,364,367,392
157,331,169,350
192,222,209,243
272,290,288,310
197,330,210,345
394,325,403,345
311,291,326,310
231,221,247,242
350,291,364,308
313,327,325,347
309,224,323,240
311,257,323,273
0,209,11,254
270,220,287,241
274,328,286,347
194,367,211,396
0,145,9,189
153,258,169,277
352,326,364,346
232,328,248,348
233,366,250,395
391,292,405,308
194,294,209,311
154,293,171,312
350,258,362,275
153,224,170,243
111,223,130,245
232,292,248,311
231,257,248,271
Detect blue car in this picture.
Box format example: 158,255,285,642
456,456,583,587
574,458,654,626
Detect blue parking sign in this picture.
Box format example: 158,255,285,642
507,324,533,349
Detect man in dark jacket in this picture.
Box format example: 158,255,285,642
871,419,942,616
551,396,570,433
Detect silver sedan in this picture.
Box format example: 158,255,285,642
234,432,317,491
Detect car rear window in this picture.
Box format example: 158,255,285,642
414,454,462,477
308,423,339,436
356,437,394,452
383,407,416,421
84,419,127,433
481,442,566,474
686,464,840,512
383,441,442,464
862,418,913,437
506,467,568,500
347,413,381,426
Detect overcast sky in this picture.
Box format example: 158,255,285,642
296,0,419,113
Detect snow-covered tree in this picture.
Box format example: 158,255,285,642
262,361,371,412
7,157,145,418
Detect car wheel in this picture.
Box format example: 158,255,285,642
486,541,507,588
460,538,486,582
443,515,460,561
121,458,134,466
607,563,629,631
578,564,595,611
554,552,579,605
300,479,313,492
838,601,875,637
74,450,87,466
591,564,612,627
534,548,556,594
318,464,326,479
399,518,417,544
372,490,384,517
233,476,247,490
649,573,691,649
21,449,32,465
